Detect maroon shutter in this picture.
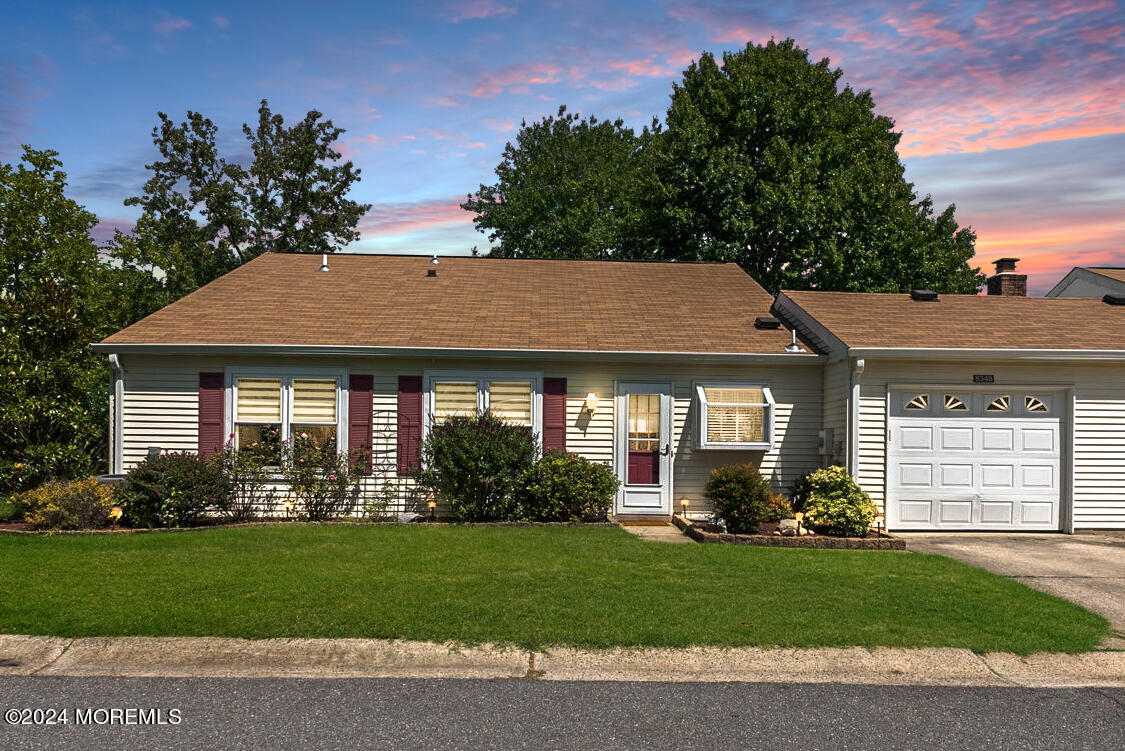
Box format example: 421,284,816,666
198,372,225,457
542,377,567,453
349,374,374,474
397,375,423,475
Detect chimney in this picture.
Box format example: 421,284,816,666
987,257,1026,297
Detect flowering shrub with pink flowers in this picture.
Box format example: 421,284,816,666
113,452,230,528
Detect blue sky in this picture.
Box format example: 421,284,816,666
2,0,1123,292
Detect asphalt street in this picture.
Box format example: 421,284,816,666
1,676,1122,750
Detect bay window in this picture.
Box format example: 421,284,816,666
231,370,345,459
695,383,774,450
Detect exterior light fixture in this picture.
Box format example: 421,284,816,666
109,506,123,525
679,497,690,517
428,499,437,522
283,499,294,518
794,511,804,534
875,515,885,535
584,392,598,413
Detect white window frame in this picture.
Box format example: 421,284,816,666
694,382,775,450
423,369,543,443
225,366,349,454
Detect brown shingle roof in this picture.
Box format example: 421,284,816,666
1087,267,1125,283
780,290,1125,350
103,253,799,354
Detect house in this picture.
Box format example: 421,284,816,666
1047,266,1125,299
94,253,1125,532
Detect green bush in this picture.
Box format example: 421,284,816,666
114,452,229,528
416,413,538,521
798,466,878,537
280,437,364,522
15,477,114,531
761,492,793,523
517,452,619,522
0,495,25,522
704,464,773,534
218,443,279,522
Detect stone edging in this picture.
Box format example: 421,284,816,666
671,514,906,550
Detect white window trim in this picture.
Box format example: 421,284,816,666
224,366,349,453
423,369,543,443
694,382,775,450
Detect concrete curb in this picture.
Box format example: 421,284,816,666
2,635,1123,686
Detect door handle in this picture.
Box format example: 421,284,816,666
661,444,671,456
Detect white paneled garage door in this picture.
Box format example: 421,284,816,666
887,389,1063,531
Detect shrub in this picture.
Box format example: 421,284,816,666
798,466,878,537
0,495,25,522
416,413,538,521
761,492,793,523
704,464,773,534
114,452,229,528
16,477,114,531
280,436,364,522
218,442,279,522
517,452,619,522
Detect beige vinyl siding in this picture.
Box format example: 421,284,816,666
116,353,823,517
822,359,850,466
120,363,199,468
854,359,1125,529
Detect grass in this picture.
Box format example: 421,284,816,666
0,525,1108,653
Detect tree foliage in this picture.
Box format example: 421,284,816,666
119,99,371,299
464,40,983,294
463,106,661,260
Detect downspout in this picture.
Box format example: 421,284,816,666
847,357,865,476
109,354,125,476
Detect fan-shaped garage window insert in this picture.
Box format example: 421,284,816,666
1025,395,1049,413
987,395,1010,412
905,394,929,411
944,395,968,411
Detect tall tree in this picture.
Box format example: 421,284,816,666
119,100,371,299
463,41,982,294
463,106,661,259
656,39,981,293
0,148,109,491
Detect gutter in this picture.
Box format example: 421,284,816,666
847,357,865,476
845,347,1125,362
108,354,124,475
91,342,826,364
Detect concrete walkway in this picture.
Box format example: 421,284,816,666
0,635,1122,687
615,521,694,543
901,532,1125,649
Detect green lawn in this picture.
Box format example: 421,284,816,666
0,525,1108,653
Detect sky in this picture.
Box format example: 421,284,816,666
2,0,1123,294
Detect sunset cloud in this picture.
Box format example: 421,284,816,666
154,15,192,36
446,0,516,23
358,197,469,236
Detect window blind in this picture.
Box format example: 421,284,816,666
489,381,532,425
236,378,282,422
702,386,766,444
434,381,478,420
292,379,337,423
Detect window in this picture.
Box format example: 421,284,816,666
232,371,344,460
906,394,929,411
944,394,968,411
987,395,1010,412
1025,395,1049,413
695,383,774,450
425,372,540,433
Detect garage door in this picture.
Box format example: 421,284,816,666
887,389,1062,531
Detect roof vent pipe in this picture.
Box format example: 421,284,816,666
318,253,330,272
785,329,805,353
429,254,440,265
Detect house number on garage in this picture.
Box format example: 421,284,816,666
973,375,995,383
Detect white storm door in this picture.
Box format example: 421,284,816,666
615,382,673,515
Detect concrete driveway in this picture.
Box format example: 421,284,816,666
901,533,1125,649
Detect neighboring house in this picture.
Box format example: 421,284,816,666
94,254,1125,532
1047,266,1125,298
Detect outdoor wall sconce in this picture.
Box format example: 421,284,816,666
428,499,437,522
584,392,599,414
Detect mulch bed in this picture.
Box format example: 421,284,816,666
672,514,905,550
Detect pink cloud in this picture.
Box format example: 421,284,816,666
1078,24,1124,43
433,96,460,107
468,61,563,97
212,16,229,30
358,198,469,237
154,15,191,36
446,0,516,23
481,118,517,133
